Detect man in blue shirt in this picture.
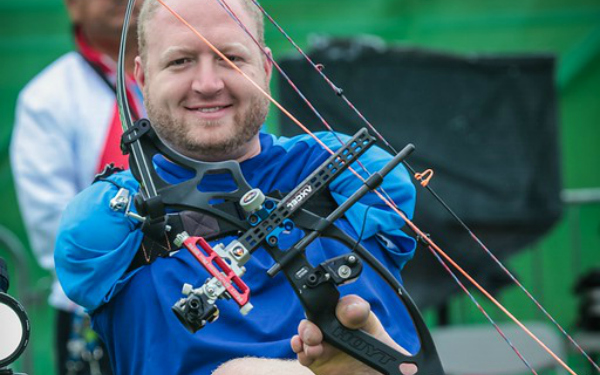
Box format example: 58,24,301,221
55,0,419,374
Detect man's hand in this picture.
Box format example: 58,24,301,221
291,295,418,375
213,295,417,375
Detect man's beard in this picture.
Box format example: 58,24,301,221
145,92,269,161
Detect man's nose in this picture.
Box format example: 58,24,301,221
191,60,225,96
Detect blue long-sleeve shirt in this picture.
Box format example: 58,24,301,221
56,131,418,374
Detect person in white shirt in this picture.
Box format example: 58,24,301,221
10,1,144,373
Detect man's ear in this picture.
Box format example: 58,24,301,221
64,0,83,25
263,47,274,83
134,56,146,90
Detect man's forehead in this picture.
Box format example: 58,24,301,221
159,42,249,57
138,0,264,66
147,5,257,46
149,0,257,32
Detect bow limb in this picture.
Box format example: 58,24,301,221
117,0,158,199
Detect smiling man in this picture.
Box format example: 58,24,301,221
137,0,270,162
54,0,420,374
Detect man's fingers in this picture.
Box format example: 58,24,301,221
303,342,324,359
293,295,417,375
296,318,333,365
295,319,324,367
335,295,373,330
291,335,303,354
296,350,314,367
298,319,323,346
336,295,396,350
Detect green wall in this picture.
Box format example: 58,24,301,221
1,1,598,374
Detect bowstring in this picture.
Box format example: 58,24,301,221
428,246,540,375
348,205,542,374
236,0,599,371
150,1,582,373
208,0,565,372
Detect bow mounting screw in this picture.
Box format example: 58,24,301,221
337,265,352,279
232,246,246,258
306,273,319,287
205,286,217,298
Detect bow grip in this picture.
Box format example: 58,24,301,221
317,316,417,375
302,282,417,375
281,256,415,375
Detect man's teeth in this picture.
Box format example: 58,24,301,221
197,106,224,113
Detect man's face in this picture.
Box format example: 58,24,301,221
135,0,272,162
66,0,141,41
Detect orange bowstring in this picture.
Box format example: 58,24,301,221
375,191,577,375
155,1,578,374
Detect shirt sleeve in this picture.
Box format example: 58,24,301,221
54,173,144,312
322,132,417,266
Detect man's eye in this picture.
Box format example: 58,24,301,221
169,58,190,67
221,55,243,63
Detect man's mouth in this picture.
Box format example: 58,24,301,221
196,106,226,113
185,104,233,119
186,104,232,112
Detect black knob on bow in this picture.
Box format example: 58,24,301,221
172,293,219,333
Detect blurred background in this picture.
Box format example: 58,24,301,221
0,0,599,374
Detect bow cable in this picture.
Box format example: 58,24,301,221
208,0,587,372
151,1,579,373
428,246,539,375
216,0,599,371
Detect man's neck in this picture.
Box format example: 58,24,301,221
173,136,263,164
196,143,262,163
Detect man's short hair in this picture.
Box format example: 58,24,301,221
137,0,266,62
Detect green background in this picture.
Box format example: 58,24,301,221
0,0,599,374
